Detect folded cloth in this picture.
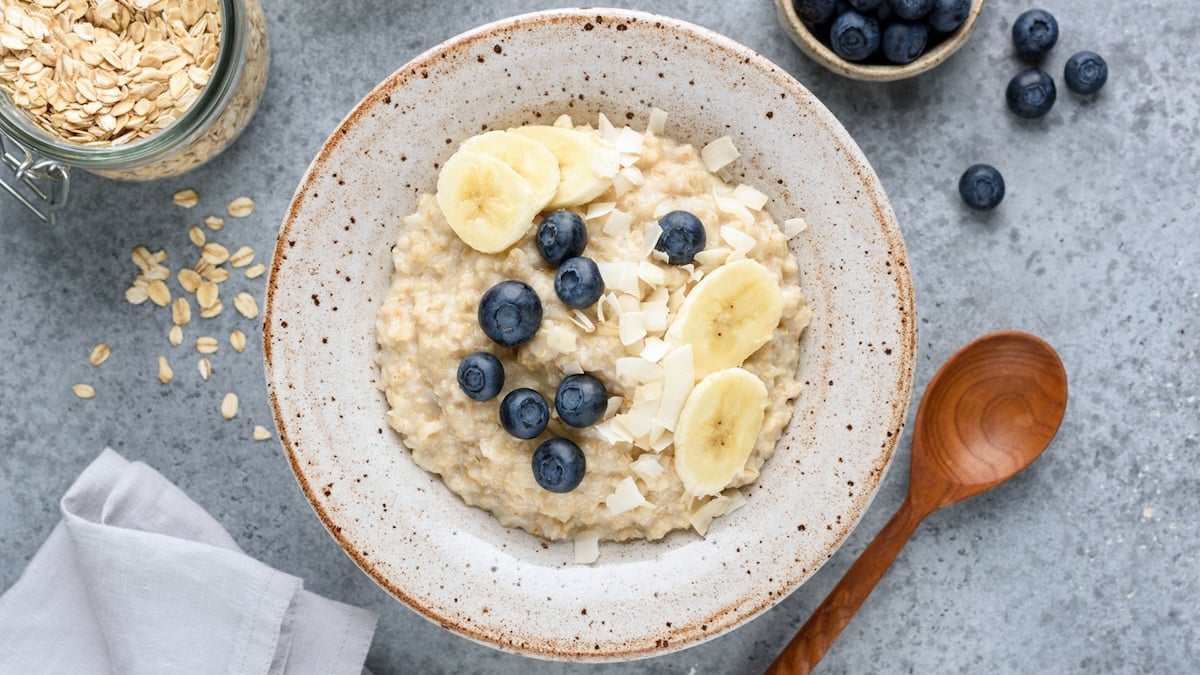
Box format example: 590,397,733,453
0,449,377,674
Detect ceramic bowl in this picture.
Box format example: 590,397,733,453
775,0,985,81
265,7,915,661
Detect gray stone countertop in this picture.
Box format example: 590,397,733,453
1,1,1196,673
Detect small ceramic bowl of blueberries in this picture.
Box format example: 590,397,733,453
775,0,985,81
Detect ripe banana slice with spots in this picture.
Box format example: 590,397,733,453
459,130,561,210
435,150,541,254
511,125,619,208
666,259,784,378
672,367,768,497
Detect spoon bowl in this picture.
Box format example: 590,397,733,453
767,331,1068,674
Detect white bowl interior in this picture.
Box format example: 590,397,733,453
266,8,914,661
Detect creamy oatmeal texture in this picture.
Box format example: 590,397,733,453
376,113,812,547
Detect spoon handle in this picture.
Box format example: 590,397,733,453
765,498,928,675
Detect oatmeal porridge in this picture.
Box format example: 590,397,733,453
375,111,812,559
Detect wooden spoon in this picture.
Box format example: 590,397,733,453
766,330,1069,674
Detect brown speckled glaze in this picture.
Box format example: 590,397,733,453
264,8,915,661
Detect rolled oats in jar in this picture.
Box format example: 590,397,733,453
0,0,269,220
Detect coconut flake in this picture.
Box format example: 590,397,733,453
619,165,645,185
569,309,596,333
606,477,648,515
619,312,648,346
616,126,644,157
637,260,665,287
715,191,755,224
603,208,634,237
651,249,671,264
648,107,668,135
656,345,694,431
595,419,634,444
618,390,660,440
641,222,664,259
689,494,731,537
616,356,663,384
693,247,731,268
598,112,617,142
721,225,758,262
640,337,670,363
561,360,584,376
733,184,769,211
643,301,668,334
574,530,600,564
630,454,665,482
701,135,739,173
783,217,808,237
586,201,616,220
649,427,675,452
604,395,624,419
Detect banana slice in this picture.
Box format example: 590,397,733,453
511,125,619,208
435,150,540,253
666,259,784,378
460,130,561,211
673,367,768,497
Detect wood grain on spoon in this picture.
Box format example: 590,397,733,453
766,331,1068,675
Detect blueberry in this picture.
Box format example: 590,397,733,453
958,164,1005,211
478,280,542,347
1006,67,1056,119
1011,9,1058,59
531,438,585,493
881,22,928,64
829,10,881,62
456,352,504,401
499,388,549,439
926,0,970,33
555,373,608,428
794,0,839,24
536,210,587,266
887,0,934,21
1064,51,1108,96
848,0,883,11
655,210,707,265
554,257,604,309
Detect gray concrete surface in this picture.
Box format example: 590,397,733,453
1,1,1196,673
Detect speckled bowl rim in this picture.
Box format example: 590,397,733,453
265,7,916,661
775,0,985,82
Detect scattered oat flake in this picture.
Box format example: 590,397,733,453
125,286,150,305
221,392,238,420
196,336,219,354
244,263,266,279
196,280,218,309
230,329,246,353
157,356,173,384
188,226,206,247
173,189,199,208
234,292,259,319
172,297,192,326
204,215,225,231
131,246,154,273
178,268,202,293
147,280,171,307
72,384,96,399
229,246,254,268
201,243,229,265
205,267,231,283
227,197,254,218
199,301,224,319
253,425,272,441
198,357,212,380
89,344,111,367
169,324,184,347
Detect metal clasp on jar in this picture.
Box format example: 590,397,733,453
0,131,70,224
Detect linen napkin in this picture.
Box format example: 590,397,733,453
0,448,377,674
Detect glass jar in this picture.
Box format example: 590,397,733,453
0,0,269,222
